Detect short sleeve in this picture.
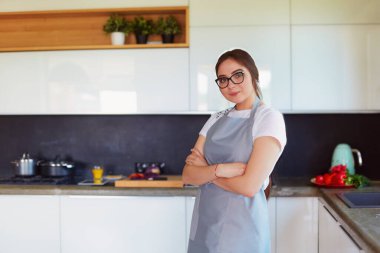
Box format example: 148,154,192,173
252,108,287,152
199,113,218,137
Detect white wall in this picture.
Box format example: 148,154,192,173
0,0,380,114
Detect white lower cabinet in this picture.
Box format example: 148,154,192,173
318,201,363,253
0,195,60,253
60,195,187,253
185,196,196,250
268,197,276,253
276,197,318,253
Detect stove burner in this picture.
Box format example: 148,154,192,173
0,175,76,185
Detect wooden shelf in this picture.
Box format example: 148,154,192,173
0,6,189,52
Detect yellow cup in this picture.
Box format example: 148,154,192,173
92,166,104,184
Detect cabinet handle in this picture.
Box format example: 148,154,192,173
323,205,338,222
339,225,363,250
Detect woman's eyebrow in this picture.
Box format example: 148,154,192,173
218,68,244,77
231,69,244,74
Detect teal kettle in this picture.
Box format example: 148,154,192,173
331,143,362,175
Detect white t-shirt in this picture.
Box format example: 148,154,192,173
199,104,286,189
200,103,287,153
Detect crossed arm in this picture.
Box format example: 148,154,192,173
182,135,281,197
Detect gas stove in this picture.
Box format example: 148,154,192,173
0,175,78,185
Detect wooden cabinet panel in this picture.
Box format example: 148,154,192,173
0,6,189,52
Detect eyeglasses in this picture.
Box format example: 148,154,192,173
215,71,245,89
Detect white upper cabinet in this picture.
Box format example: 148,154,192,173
292,25,380,111
190,26,291,112
291,0,380,24
0,0,188,11
189,0,290,26
0,49,189,114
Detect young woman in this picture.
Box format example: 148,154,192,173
182,49,287,253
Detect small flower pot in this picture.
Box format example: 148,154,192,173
111,32,125,45
161,34,175,43
135,34,149,44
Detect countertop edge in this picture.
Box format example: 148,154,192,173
319,189,380,253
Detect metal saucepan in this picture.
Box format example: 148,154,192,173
37,156,74,177
11,153,36,176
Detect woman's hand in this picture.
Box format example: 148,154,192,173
185,148,208,167
215,163,246,178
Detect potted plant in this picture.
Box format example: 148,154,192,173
103,14,130,45
155,15,181,43
130,16,154,44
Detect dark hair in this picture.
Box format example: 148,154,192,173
215,49,262,99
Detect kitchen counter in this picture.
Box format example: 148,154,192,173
319,185,380,253
0,178,379,253
0,177,319,197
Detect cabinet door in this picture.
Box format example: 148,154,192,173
276,197,318,253
190,0,289,26
318,201,362,253
185,196,196,250
61,195,187,253
291,0,380,24
0,195,60,253
292,25,380,111
0,49,189,114
0,0,188,12
319,201,341,253
190,26,291,112
268,197,276,253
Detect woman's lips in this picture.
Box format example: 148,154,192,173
229,91,240,97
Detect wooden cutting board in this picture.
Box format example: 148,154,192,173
114,175,183,188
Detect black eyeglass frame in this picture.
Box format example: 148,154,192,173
215,71,245,89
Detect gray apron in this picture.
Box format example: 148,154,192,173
188,98,270,253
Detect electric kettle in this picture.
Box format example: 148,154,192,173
331,143,362,175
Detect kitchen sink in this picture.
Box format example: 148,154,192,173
337,192,380,208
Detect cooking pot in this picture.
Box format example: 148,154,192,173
331,143,362,175
11,153,36,176
37,156,74,177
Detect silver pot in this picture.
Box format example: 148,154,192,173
37,157,74,177
11,153,36,176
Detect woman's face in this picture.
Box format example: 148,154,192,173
216,58,256,108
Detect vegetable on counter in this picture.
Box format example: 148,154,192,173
311,164,370,188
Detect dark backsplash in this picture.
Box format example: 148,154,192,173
0,113,379,180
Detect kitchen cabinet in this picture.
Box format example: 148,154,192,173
185,196,195,251
60,195,187,253
0,48,189,114
318,201,363,253
276,197,318,253
189,0,289,26
0,195,60,253
292,25,380,111
189,26,291,112
0,0,188,12
291,0,380,25
268,197,276,253
0,6,189,52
